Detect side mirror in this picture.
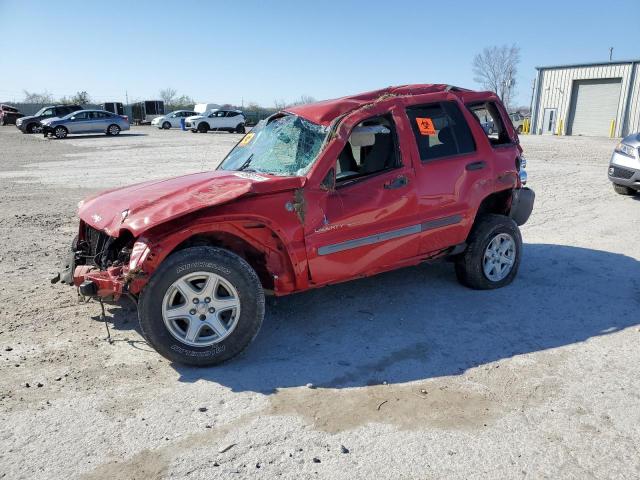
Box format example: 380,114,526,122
320,168,336,191
69,116,76,121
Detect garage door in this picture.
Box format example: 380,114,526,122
568,78,622,136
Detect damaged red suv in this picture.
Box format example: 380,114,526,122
56,85,534,366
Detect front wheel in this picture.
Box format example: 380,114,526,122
455,214,522,290
138,246,265,366
197,122,209,133
162,121,171,130
54,126,68,139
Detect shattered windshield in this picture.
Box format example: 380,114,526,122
219,115,328,176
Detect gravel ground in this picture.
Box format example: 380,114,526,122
0,126,638,479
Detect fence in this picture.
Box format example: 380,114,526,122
3,102,277,125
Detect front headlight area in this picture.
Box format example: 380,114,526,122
129,240,151,270
614,142,639,159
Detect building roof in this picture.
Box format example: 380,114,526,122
285,84,470,126
536,59,640,70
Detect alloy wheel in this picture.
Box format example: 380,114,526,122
482,233,516,282
162,271,241,347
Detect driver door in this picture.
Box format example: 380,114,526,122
304,110,419,286
68,111,91,133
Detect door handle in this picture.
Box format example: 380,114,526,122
384,175,409,189
466,161,486,171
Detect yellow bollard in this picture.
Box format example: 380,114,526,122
609,120,615,138
556,119,564,136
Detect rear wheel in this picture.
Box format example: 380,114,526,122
107,124,120,136
455,214,522,290
162,121,171,130
54,126,68,139
613,184,636,196
138,246,265,366
235,123,246,134
197,122,209,133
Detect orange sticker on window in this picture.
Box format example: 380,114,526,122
416,117,436,135
238,132,255,146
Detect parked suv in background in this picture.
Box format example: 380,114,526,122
185,109,245,133
609,133,640,195
56,84,533,366
0,105,24,125
509,112,526,133
16,105,82,133
151,110,197,129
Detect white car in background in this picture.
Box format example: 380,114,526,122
151,110,197,129
185,109,246,133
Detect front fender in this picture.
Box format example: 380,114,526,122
130,217,307,295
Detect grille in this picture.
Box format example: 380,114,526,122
82,223,110,266
611,166,635,179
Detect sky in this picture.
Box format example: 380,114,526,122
0,0,637,108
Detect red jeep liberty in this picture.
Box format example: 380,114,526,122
57,85,534,366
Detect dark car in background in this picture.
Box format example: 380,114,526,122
0,105,24,125
16,104,82,133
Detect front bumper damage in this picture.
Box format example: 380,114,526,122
53,222,143,300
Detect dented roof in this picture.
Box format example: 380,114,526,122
285,84,471,126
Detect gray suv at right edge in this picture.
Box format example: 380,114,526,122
16,104,82,133
609,133,640,195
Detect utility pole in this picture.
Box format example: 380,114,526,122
125,91,129,105
609,47,614,62
529,78,536,114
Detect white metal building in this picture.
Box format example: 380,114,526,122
530,60,640,137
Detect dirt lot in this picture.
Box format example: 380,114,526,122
0,126,638,479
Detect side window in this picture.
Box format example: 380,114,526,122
405,102,476,161
467,102,512,146
335,114,400,183
73,112,88,120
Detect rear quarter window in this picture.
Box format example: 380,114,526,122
405,102,476,161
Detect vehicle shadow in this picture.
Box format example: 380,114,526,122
169,243,639,392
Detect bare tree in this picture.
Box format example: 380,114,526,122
71,91,91,105
290,95,316,106
159,87,177,106
23,90,54,104
273,99,287,110
472,45,520,110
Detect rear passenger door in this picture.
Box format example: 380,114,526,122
404,101,493,255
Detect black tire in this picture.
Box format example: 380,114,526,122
613,184,636,196
138,246,265,366
455,214,522,290
162,121,171,130
106,124,120,136
197,122,209,133
54,126,68,139
235,123,246,134
26,123,38,134
1,118,6,126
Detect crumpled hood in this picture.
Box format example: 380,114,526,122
79,170,305,237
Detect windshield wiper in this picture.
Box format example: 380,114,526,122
236,154,254,171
